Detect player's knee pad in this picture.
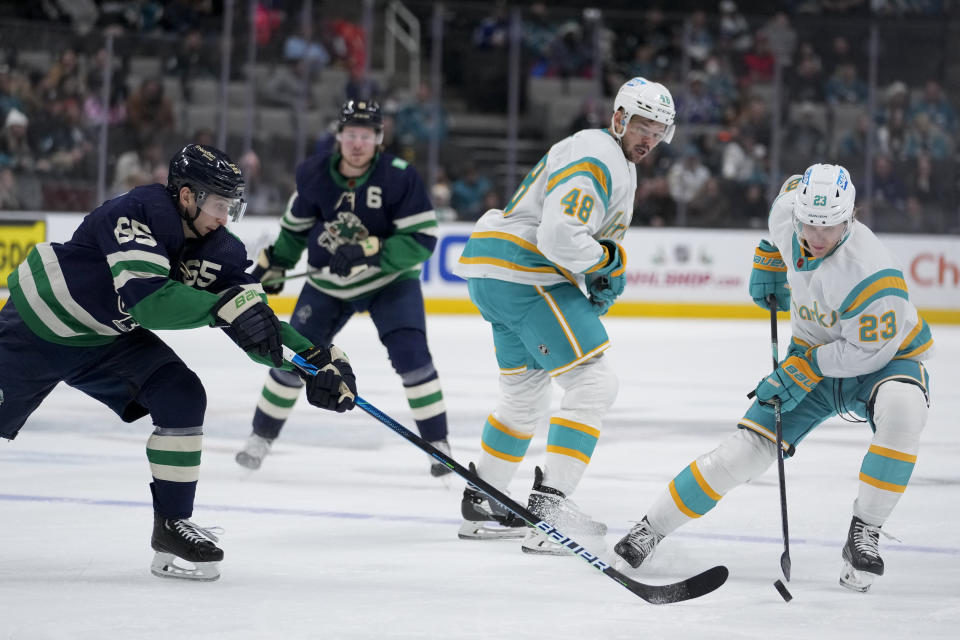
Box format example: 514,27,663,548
554,355,618,417
382,328,433,379
270,366,304,388
496,369,552,433
141,362,206,429
871,381,928,451
699,428,776,492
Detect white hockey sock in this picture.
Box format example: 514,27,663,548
853,381,928,525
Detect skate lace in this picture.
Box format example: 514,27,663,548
852,520,890,558
174,519,223,544
624,520,663,555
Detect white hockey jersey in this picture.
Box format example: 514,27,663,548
454,128,636,286
768,175,934,379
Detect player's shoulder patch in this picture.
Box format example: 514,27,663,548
391,157,409,170
779,174,803,196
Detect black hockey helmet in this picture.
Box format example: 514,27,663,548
338,99,383,133
167,144,247,222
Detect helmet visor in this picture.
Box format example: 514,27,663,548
197,192,247,222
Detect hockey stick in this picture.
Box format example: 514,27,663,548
764,294,792,582
263,263,372,287
285,352,728,603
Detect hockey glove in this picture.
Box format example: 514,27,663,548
585,239,627,315
299,345,357,412
754,351,823,412
250,246,286,295
750,239,790,311
329,237,381,277
213,285,284,367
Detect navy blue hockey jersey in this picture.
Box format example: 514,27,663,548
8,184,259,346
270,151,438,300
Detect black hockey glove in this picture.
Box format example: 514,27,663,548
298,345,357,412
328,237,381,277
212,285,284,367
250,246,286,295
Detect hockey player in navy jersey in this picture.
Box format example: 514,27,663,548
614,164,933,593
237,99,451,476
452,77,676,553
0,144,357,581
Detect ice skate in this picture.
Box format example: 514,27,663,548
150,514,224,581
235,433,272,470
428,439,453,477
614,517,664,569
839,516,885,592
458,463,528,540
521,466,607,555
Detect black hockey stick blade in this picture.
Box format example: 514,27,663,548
781,551,791,582
344,391,729,604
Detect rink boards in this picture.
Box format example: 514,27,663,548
3,213,959,323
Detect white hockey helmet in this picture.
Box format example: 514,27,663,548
611,77,676,143
793,163,856,248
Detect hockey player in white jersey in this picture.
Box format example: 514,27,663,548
453,77,676,553
614,164,933,593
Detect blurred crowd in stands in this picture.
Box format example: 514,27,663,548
0,0,957,234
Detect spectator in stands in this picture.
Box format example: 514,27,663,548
451,163,492,221
906,152,953,216
546,22,592,79
688,177,732,227
259,58,309,110
667,145,711,208
42,46,84,101
26,95,92,176
328,18,367,74
0,166,24,210
0,108,36,172
683,11,714,66
126,77,175,147
395,83,448,151
430,169,458,223
237,149,284,216
625,43,659,81
523,2,558,74
254,1,285,47
84,44,129,127
83,71,127,132
633,175,675,227
903,112,953,161
703,54,738,110
871,153,908,218
166,28,217,103
785,102,828,170
567,97,603,134
877,107,909,161
758,12,797,66
824,62,867,106
788,51,826,104
826,34,860,76
473,2,510,50
721,127,760,185
739,97,771,148
718,0,752,54
678,71,721,124
908,80,957,135
835,111,875,166
344,67,381,103
191,127,216,147
741,182,768,228
284,23,330,73
741,33,775,86
110,137,165,197
0,64,23,117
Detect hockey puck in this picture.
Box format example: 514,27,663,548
773,579,793,602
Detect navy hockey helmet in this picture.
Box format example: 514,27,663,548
338,99,383,134
167,144,247,222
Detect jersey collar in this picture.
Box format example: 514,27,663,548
330,151,379,189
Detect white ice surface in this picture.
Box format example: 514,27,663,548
1,314,958,639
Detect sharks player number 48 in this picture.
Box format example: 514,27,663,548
0,144,357,582
614,164,933,594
